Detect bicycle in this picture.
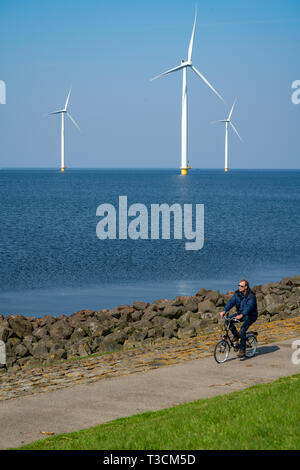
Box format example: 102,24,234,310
214,314,258,363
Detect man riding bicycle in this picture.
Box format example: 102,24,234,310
220,279,258,358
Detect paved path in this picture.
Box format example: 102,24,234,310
0,336,299,449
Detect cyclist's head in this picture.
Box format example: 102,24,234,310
238,279,249,293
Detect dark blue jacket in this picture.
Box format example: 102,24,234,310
224,289,258,319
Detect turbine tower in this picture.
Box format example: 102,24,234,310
48,88,80,172
150,8,225,175
211,98,242,172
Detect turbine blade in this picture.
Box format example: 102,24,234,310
228,97,237,120
150,63,186,81
188,7,197,62
191,66,226,104
230,122,242,141
210,120,226,124
64,87,72,110
67,112,80,131
48,110,62,115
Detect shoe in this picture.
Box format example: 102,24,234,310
237,349,245,358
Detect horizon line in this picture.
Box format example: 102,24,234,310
1,167,300,171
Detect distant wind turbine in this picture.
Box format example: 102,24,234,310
211,98,242,172
150,7,225,175
48,88,80,172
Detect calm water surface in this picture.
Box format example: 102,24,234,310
0,169,299,316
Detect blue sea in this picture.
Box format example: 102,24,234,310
0,169,299,317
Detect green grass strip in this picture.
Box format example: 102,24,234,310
14,374,300,450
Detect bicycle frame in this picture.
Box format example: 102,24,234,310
222,315,241,349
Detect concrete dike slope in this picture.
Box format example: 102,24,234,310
0,334,299,449
0,275,300,371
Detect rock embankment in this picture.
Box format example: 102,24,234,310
0,276,300,371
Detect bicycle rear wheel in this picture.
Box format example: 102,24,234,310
245,334,257,358
214,340,230,363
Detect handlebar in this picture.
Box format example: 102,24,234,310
223,313,240,323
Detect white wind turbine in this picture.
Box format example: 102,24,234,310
211,98,242,172
150,8,225,175
48,88,80,172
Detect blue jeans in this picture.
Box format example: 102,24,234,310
228,314,257,350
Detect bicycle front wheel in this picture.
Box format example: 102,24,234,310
214,340,230,363
245,334,257,358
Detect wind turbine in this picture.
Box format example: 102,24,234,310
150,8,225,175
211,98,242,172
48,88,80,172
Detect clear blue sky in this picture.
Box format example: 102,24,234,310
1,0,300,169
